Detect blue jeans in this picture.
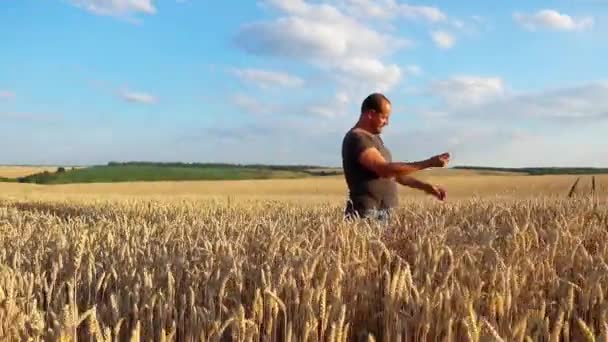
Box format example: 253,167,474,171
362,208,391,224
344,201,392,223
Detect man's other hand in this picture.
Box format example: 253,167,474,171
425,184,447,201
428,153,450,168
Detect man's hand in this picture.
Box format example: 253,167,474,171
427,152,451,168
395,176,447,201
424,183,447,201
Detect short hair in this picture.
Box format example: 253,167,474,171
361,93,390,113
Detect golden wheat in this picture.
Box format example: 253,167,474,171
1,173,607,202
0,192,606,340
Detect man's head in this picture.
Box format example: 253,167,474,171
360,93,391,134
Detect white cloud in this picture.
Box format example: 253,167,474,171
397,2,446,22
0,90,15,100
336,0,446,22
514,9,593,31
387,123,608,168
492,132,608,168
87,79,159,105
422,78,608,122
333,57,402,92
335,1,487,48
383,122,523,166
235,0,410,94
479,82,608,120
385,80,608,167
398,79,608,167
336,0,387,19
230,90,351,119
235,14,406,61
69,0,156,18
120,90,158,104
232,68,304,88
305,91,351,118
431,30,455,49
430,76,505,107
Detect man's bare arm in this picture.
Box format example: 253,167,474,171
395,174,431,191
358,147,449,178
396,174,447,201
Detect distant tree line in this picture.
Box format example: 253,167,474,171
454,166,608,175
106,161,328,171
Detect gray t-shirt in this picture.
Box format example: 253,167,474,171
341,128,398,214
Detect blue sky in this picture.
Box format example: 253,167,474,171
1,0,607,167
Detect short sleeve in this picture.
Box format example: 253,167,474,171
343,131,375,162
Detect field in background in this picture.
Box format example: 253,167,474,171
0,166,64,178
0,170,605,202
0,171,606,340
4,163,607,185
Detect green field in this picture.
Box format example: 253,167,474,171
9,164,315,184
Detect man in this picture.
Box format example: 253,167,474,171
341,93,450,220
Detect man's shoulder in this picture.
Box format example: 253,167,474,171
342,128,363,148
342,128,378,158
344,128,374,141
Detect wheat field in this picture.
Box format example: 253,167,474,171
0,173,607,341
0,166,63,178
1,171,606,201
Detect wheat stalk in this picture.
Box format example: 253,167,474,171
568,177,581,198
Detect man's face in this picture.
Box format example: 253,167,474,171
368,101,391,134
